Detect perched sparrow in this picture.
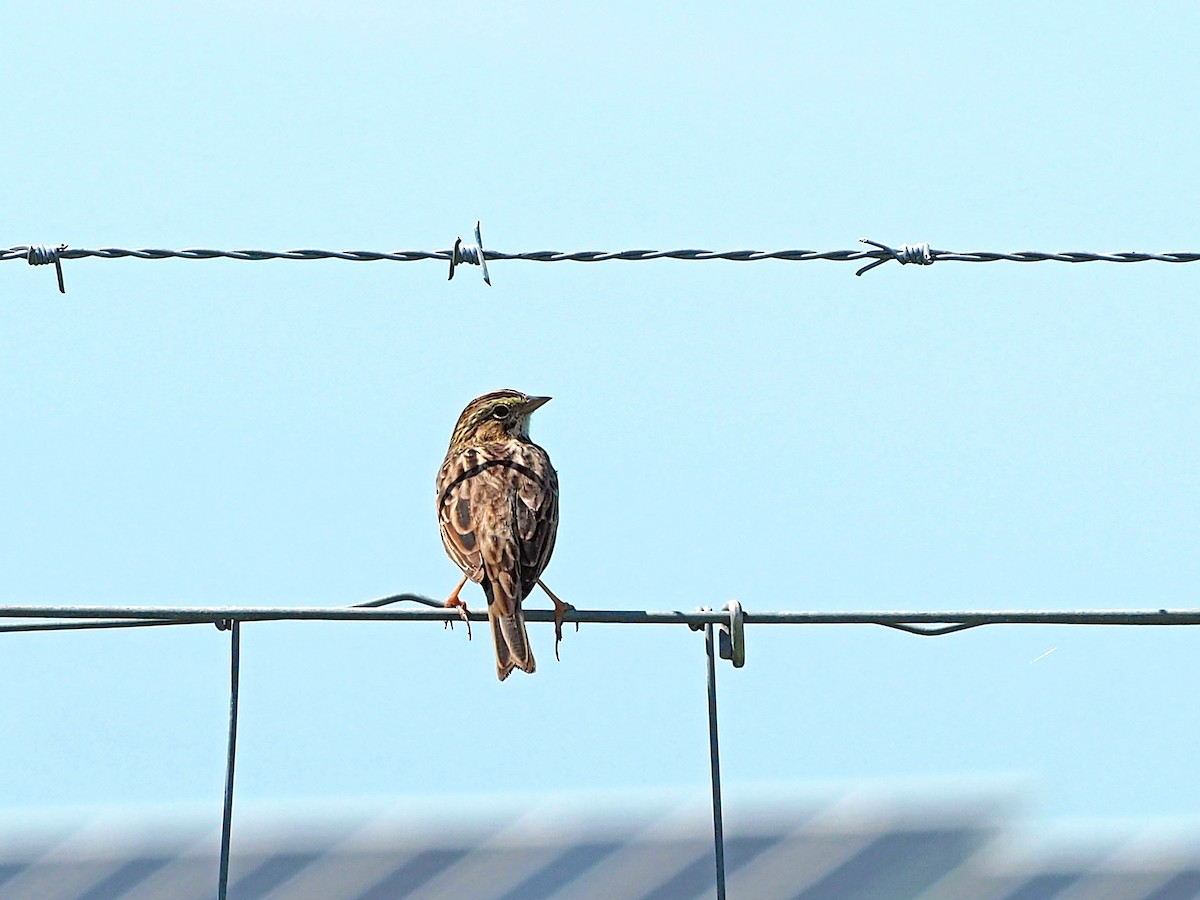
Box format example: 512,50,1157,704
436,390,570,680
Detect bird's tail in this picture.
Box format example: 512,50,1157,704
487,595,536,681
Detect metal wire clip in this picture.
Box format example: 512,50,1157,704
27,244,68,293
448,221,491,286
689,602,746,667
717,600,745,667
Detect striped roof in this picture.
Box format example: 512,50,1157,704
0,794,1197,898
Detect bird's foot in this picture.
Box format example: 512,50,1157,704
443,591,473,641
538,580,576,661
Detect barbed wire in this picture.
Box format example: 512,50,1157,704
7,231,1200,292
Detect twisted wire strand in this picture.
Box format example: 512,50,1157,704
2,247,455,262
935,250,1200,264
6,245,1198,266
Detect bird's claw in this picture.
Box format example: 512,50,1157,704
553,604,577,662
536,580,575,661
444,597,473,641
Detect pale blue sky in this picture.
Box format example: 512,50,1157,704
3,2,1199,827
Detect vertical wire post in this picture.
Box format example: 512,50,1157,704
218,620,241,900
704,623,728,900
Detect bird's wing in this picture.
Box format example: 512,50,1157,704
513,443,559,599
436,446,490,583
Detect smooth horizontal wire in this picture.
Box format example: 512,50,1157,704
0,618,206,634
5,603,1200,628
6,246,1200,265
0,593,448,634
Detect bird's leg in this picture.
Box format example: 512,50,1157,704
537,579,576,661
444,574,472,640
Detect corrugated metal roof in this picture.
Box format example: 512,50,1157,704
1,796,1198,899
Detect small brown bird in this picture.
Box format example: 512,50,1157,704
436,389,569,680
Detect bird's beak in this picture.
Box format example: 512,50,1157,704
522,395,552,414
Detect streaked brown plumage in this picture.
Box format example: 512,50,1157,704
436,389,561,680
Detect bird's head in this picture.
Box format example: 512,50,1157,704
447,389,551,449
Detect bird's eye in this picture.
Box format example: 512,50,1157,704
492,404,511,420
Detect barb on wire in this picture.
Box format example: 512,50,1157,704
448,221,490,285
26,244,67,293
6,239,1199,293
856,238,935,276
